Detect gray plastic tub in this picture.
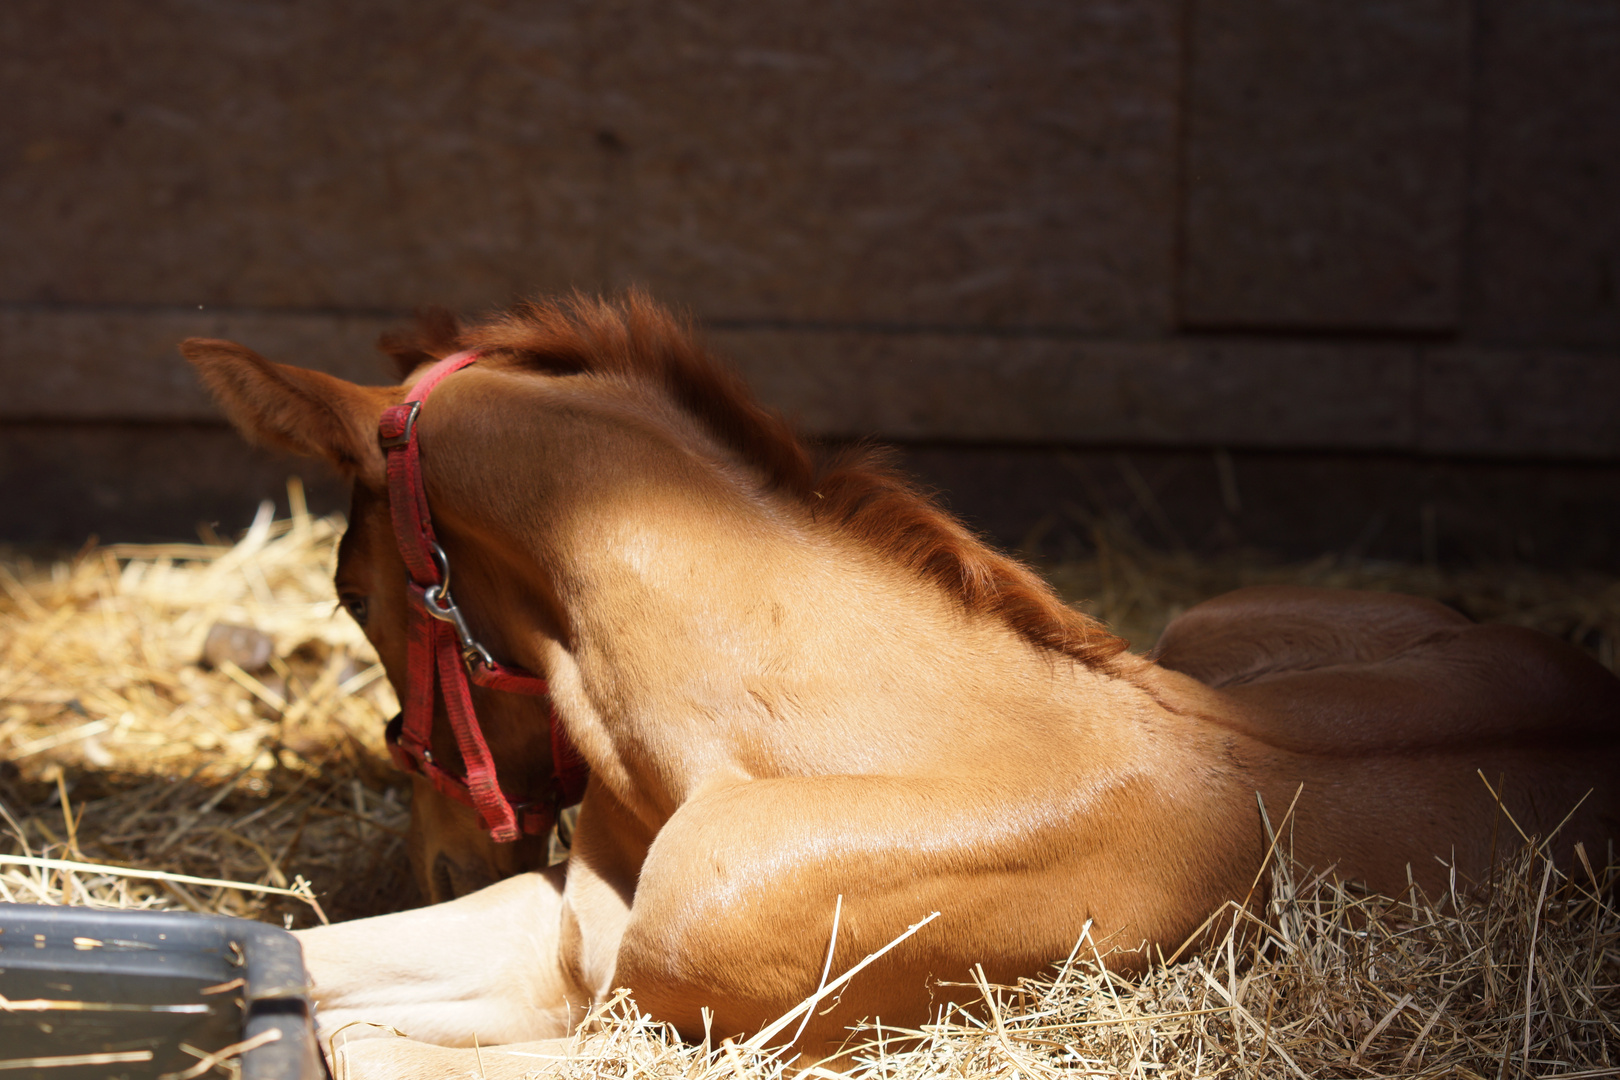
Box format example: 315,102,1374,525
0,904,323,1079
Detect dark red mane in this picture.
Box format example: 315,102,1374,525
380,291,1127,669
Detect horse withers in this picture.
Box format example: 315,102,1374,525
181,292,1620,1078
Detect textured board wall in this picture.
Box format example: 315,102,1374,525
2,0,1617,543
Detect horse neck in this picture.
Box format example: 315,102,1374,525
426,372,1164,822
537,501,1161,821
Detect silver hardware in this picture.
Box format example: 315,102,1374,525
421,542,497,669
379,401,422,449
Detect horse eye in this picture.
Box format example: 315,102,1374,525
341,595,370,627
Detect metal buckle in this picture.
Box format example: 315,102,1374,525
379,401,422,449
419,542,497,670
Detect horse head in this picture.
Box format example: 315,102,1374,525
182,314,573,901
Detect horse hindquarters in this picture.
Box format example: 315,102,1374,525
1220,627,1620,894
1153,586,1620,890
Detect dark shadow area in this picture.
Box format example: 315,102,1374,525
9,425,1620,574
0,759,421,929
896,443,1620,571
0,422,349,548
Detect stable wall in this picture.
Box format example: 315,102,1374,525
2,1,1617,562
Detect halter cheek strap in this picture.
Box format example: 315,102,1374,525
377,350,589,844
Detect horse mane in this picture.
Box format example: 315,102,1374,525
379,291,1128,670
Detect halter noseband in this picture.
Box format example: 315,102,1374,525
377,350,588,844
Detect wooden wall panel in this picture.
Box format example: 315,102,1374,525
1180,0,1469,330
1,1,1618,551
1468,0,1620,348
1,309,395,419
0,0,599,309
718,331,1414,447
1420,350,1620,458
0,0,1179,329
6,310,1619,463
591,0,1180,330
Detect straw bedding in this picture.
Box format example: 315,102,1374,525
1,484,1615,1077
0,481,408,927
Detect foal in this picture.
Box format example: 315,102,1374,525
183,292,1620,1078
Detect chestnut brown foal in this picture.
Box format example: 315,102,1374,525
183,293,1620,1078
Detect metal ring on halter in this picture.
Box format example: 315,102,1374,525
420,542,497,670
427,541,453,591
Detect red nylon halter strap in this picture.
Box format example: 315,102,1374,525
377,350,588,844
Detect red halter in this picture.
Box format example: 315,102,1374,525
377,350,588,844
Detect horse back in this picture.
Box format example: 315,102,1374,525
1152,585,1470,688
1153,585,1620,752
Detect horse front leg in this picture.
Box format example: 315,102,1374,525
324,1033,581,1080
316,802,648,1080
293,863,575,1049
609,772,1250,1062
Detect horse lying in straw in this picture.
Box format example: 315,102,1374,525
182,292,1620,1077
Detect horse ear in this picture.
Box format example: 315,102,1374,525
180,338,393,487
